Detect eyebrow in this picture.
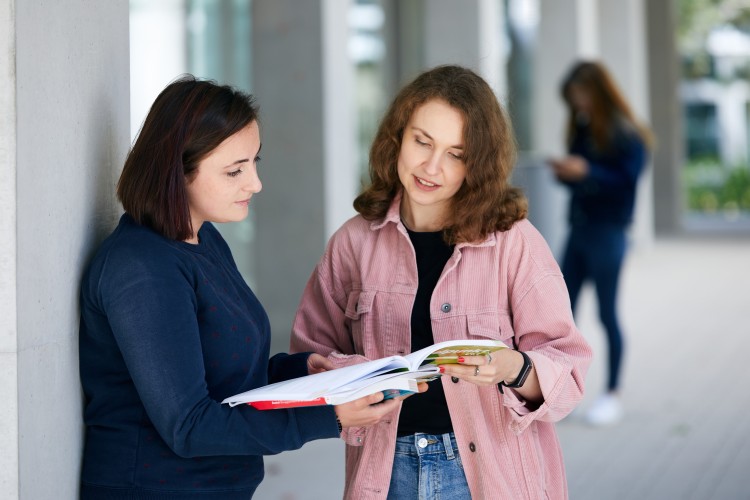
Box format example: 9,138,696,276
412,127,464,150
223,143,262,168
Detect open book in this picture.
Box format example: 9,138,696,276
222,339,508,410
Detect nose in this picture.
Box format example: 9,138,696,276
244,168,262,194
423,151,441,175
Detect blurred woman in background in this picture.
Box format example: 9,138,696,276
549,60,653,426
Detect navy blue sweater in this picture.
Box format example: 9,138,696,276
561,121,647,227
79,214,338,499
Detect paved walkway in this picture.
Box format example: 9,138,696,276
255,236,750,499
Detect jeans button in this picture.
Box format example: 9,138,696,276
469,442,476,452
440,303,452,313
417,438,428,448
451,376,459,383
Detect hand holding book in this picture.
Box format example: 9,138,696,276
223,339,507,410
333,382,429,429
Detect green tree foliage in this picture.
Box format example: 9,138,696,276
678,0,750,78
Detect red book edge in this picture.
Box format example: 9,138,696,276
247,397,328,410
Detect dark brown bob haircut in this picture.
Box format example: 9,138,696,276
117,75,259,241
354,65,527,244
561,60,653,152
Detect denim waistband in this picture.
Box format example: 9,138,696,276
394,432,459,459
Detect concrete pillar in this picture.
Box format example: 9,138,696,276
252,0,356,352
1,1,130,498
527,0,599,256
534,0,599,157
599,0,654,248
0,1,19,497
423,0,507,98
646,0,684,233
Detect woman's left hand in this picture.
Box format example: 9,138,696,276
307,353,334,375
549,155,588,181
439,349,525,387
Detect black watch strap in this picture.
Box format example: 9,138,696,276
501,350,532,389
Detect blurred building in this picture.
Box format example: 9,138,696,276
0,0,728,498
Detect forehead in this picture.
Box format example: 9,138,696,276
409,99,464,136
203,122,259,161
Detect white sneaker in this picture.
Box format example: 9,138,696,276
584,394,623,426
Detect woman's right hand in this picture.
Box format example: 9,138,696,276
334,383,428,428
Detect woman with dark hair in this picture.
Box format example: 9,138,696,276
291,65,592,499
548,61,653,426
78,75,401,499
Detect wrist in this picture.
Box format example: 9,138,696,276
501,350,532,389
336,416,343,434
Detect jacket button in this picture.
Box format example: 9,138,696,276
440,303,451,313
451,376,459,383
469,442,476,452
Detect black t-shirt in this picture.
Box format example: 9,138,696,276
397,226,455,436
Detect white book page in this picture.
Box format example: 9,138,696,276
222,355,410,406
325,366,440,397
325,377,420,405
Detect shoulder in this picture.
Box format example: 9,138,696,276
613,117,646,149
91,215,192,283
317,214,398,283
324,214,378,255
197,222,232,257
493,219,561,275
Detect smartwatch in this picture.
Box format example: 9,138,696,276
500,350,532,390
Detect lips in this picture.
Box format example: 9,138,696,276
414,175,440,191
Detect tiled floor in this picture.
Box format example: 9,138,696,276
255,236,750,500
558,237,750,500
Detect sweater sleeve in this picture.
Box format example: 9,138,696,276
268,352,313,383
570,130,646,196
96,248,339,458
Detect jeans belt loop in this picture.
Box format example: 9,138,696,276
443,432,456,460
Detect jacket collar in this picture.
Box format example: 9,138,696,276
369,190,497,249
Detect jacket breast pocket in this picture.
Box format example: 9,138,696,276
467,312,516,348
344,289,376,357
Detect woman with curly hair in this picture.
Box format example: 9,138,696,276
291,65,592,499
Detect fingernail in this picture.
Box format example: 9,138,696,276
439,366,445,373
457,357,465,363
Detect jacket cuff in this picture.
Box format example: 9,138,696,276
502,352,568,434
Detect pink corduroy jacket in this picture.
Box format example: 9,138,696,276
290,196,592,500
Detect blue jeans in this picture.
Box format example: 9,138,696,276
561,224,627,391
387,432,470,500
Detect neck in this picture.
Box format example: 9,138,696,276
400,200,447,232
185,218,203,244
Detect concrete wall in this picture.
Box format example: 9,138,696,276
0,1,19,497
1,1,130,498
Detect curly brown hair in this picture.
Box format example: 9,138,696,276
353,65,527,244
